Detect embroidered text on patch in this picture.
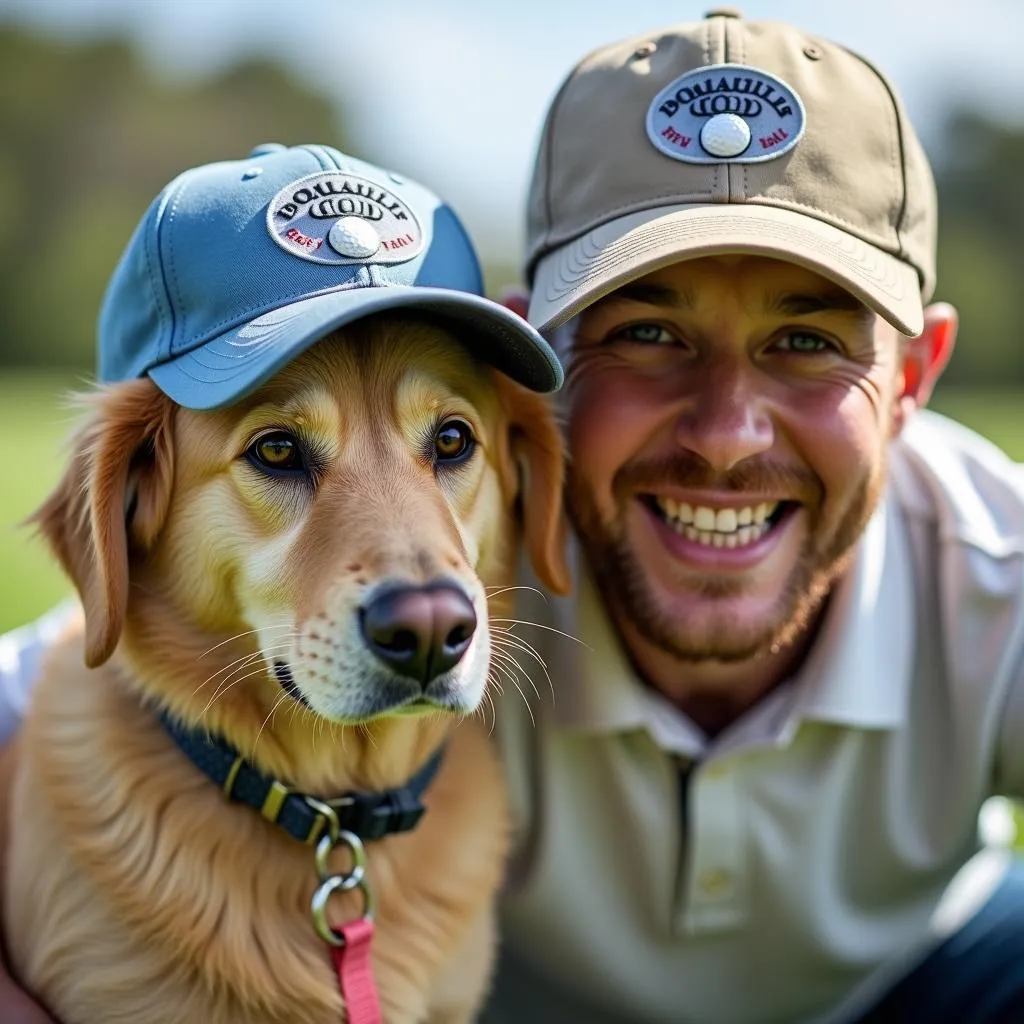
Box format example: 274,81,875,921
645,63,805,165
266,172,424,265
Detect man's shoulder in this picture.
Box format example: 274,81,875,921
891,409,1024,559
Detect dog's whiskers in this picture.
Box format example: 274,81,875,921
491,629,548,671
490,644,539,696
197,663,282,722
477,685,497,736
197,624,298,661
194,644,294,714
191,642,295,699
488,653,536,727
192,650,264,695
484,584,549,603
250,689,293,761
489,617,590,649
491,634,554,706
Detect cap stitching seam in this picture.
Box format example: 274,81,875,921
539,69,579,271
738,19,750,206
534,189,719,253
738,195,906,254
703,21,721,199
162,296,560,389
298,145,332,171
163,187,188,354
155,178,192,362
844,50,908,262
142,212,168,361
534,187,906,262
149,177,187,364
529,188,719,270
179,281,373,348
522,69,573,282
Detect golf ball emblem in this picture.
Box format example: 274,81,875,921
329,216,380,258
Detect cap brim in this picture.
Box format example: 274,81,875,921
529,203,924,337
148,285,563,410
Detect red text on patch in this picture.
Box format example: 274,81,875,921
286,228,323,250
661,126,692,148
380,234,415,251
759,129,789,150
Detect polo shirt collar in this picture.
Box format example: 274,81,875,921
537,491,914,746
786,493,914,731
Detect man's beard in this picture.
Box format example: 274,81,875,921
566,452,886,664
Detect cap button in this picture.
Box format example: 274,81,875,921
247,143,287,157
704,6,743,17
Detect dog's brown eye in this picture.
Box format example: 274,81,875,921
434,420,474,464
248,432,304,473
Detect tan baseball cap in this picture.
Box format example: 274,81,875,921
525,9,937,337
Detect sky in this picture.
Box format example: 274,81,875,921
3,0,1023,263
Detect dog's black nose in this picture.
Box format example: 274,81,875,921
360,583,477,685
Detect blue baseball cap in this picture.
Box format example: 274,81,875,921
99,143,562,409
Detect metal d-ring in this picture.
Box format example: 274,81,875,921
310,872,375,946
304,807,372,948
304,795,342,847
314,827,366,886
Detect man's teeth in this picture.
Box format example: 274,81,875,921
654,498,780,547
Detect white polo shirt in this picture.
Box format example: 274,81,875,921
2,412,1023,1023
483,410,1024,1024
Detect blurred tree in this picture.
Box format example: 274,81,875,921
934,110,1024,387
0,25,350,370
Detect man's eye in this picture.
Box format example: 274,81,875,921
246,431,306,474
613,323,677,345
776,331,835,354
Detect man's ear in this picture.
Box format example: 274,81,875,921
30,379,175,668
500,286,530,322
892,303,958,436
493,372,571,596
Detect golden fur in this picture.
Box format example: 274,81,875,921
2,316,568,1023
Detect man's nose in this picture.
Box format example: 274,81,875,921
672,358,774,472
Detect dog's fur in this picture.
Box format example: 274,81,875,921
1,315,568,1023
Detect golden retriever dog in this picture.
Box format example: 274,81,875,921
1,314,567,1024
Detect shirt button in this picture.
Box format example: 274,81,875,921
698,868,735,898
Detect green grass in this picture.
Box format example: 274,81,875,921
0,371,83,633
929,389,1024,461
1,372,1022,634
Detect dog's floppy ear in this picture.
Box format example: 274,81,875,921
494,373,571,596
31,378,175,668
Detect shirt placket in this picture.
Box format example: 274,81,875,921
677,759,750,934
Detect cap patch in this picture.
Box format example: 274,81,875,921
266,171,424,265
646,63,805,164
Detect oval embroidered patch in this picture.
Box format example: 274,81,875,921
266,171,424,265
645,63,805,164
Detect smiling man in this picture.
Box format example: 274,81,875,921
480,10,1024,1024
4,10,1024,1024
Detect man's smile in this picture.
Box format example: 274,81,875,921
643,494,798,549
637,492,801,570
